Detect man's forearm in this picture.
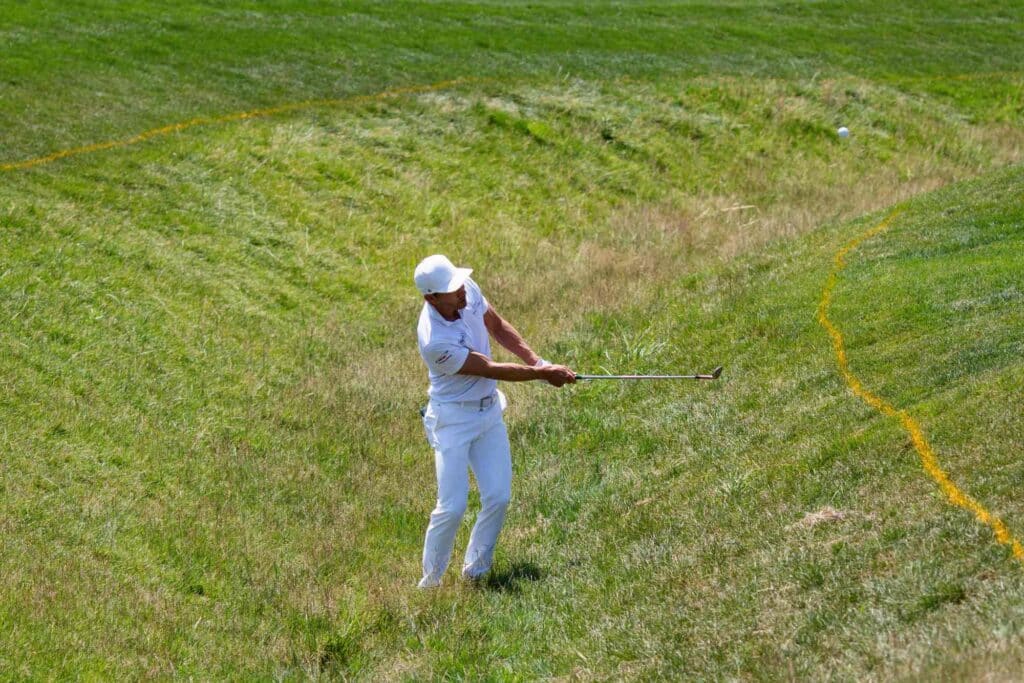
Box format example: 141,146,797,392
476,361,545,382
458,350,575,386
491,319,540,365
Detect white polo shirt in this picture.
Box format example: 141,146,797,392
417,277,498,403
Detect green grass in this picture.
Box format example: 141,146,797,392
3,1,1022,161
1,1,1023,678
555,168,1024,678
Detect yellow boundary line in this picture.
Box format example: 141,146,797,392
818,210,1024,561
0,78,476,173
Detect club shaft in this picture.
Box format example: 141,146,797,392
577,374,712,380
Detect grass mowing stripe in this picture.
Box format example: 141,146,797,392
0,77,477,173
818,209,1024,562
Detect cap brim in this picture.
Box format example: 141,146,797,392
444,267,472,293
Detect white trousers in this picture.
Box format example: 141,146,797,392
421,392,511,583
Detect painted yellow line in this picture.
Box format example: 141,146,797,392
0,78,475,173
818,210,1024,561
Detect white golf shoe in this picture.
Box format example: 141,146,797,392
417,574,442,589
461,566,486,582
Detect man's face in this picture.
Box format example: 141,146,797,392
428,285,467,311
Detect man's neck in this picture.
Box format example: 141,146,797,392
432,303,461,322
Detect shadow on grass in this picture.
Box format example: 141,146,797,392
480,561,543,593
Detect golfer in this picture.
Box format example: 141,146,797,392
414,254,576,588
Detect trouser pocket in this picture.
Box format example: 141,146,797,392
422,403,440,450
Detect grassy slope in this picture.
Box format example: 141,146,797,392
1,1,1023,679
541,167,1024,680
2,1,1022,161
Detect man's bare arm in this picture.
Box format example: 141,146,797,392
483,305,542,366
458,352,575,387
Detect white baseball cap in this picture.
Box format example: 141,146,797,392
414,254,472,295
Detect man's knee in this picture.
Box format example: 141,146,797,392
481,489,511,511
432,497,468,522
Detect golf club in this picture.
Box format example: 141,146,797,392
576,366,723,381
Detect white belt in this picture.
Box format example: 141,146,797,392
446,393,498,412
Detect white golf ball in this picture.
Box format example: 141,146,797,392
837,126,850,138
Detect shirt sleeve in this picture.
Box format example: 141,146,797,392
423,342,470,376
465,277,488,312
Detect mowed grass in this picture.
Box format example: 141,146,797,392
1,1,1023,679
2,1,1023,161
546,169,1024,679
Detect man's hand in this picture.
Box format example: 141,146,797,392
539,364,577,387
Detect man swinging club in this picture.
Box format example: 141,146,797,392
415,254,577,588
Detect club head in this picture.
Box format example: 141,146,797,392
710,366,723,379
